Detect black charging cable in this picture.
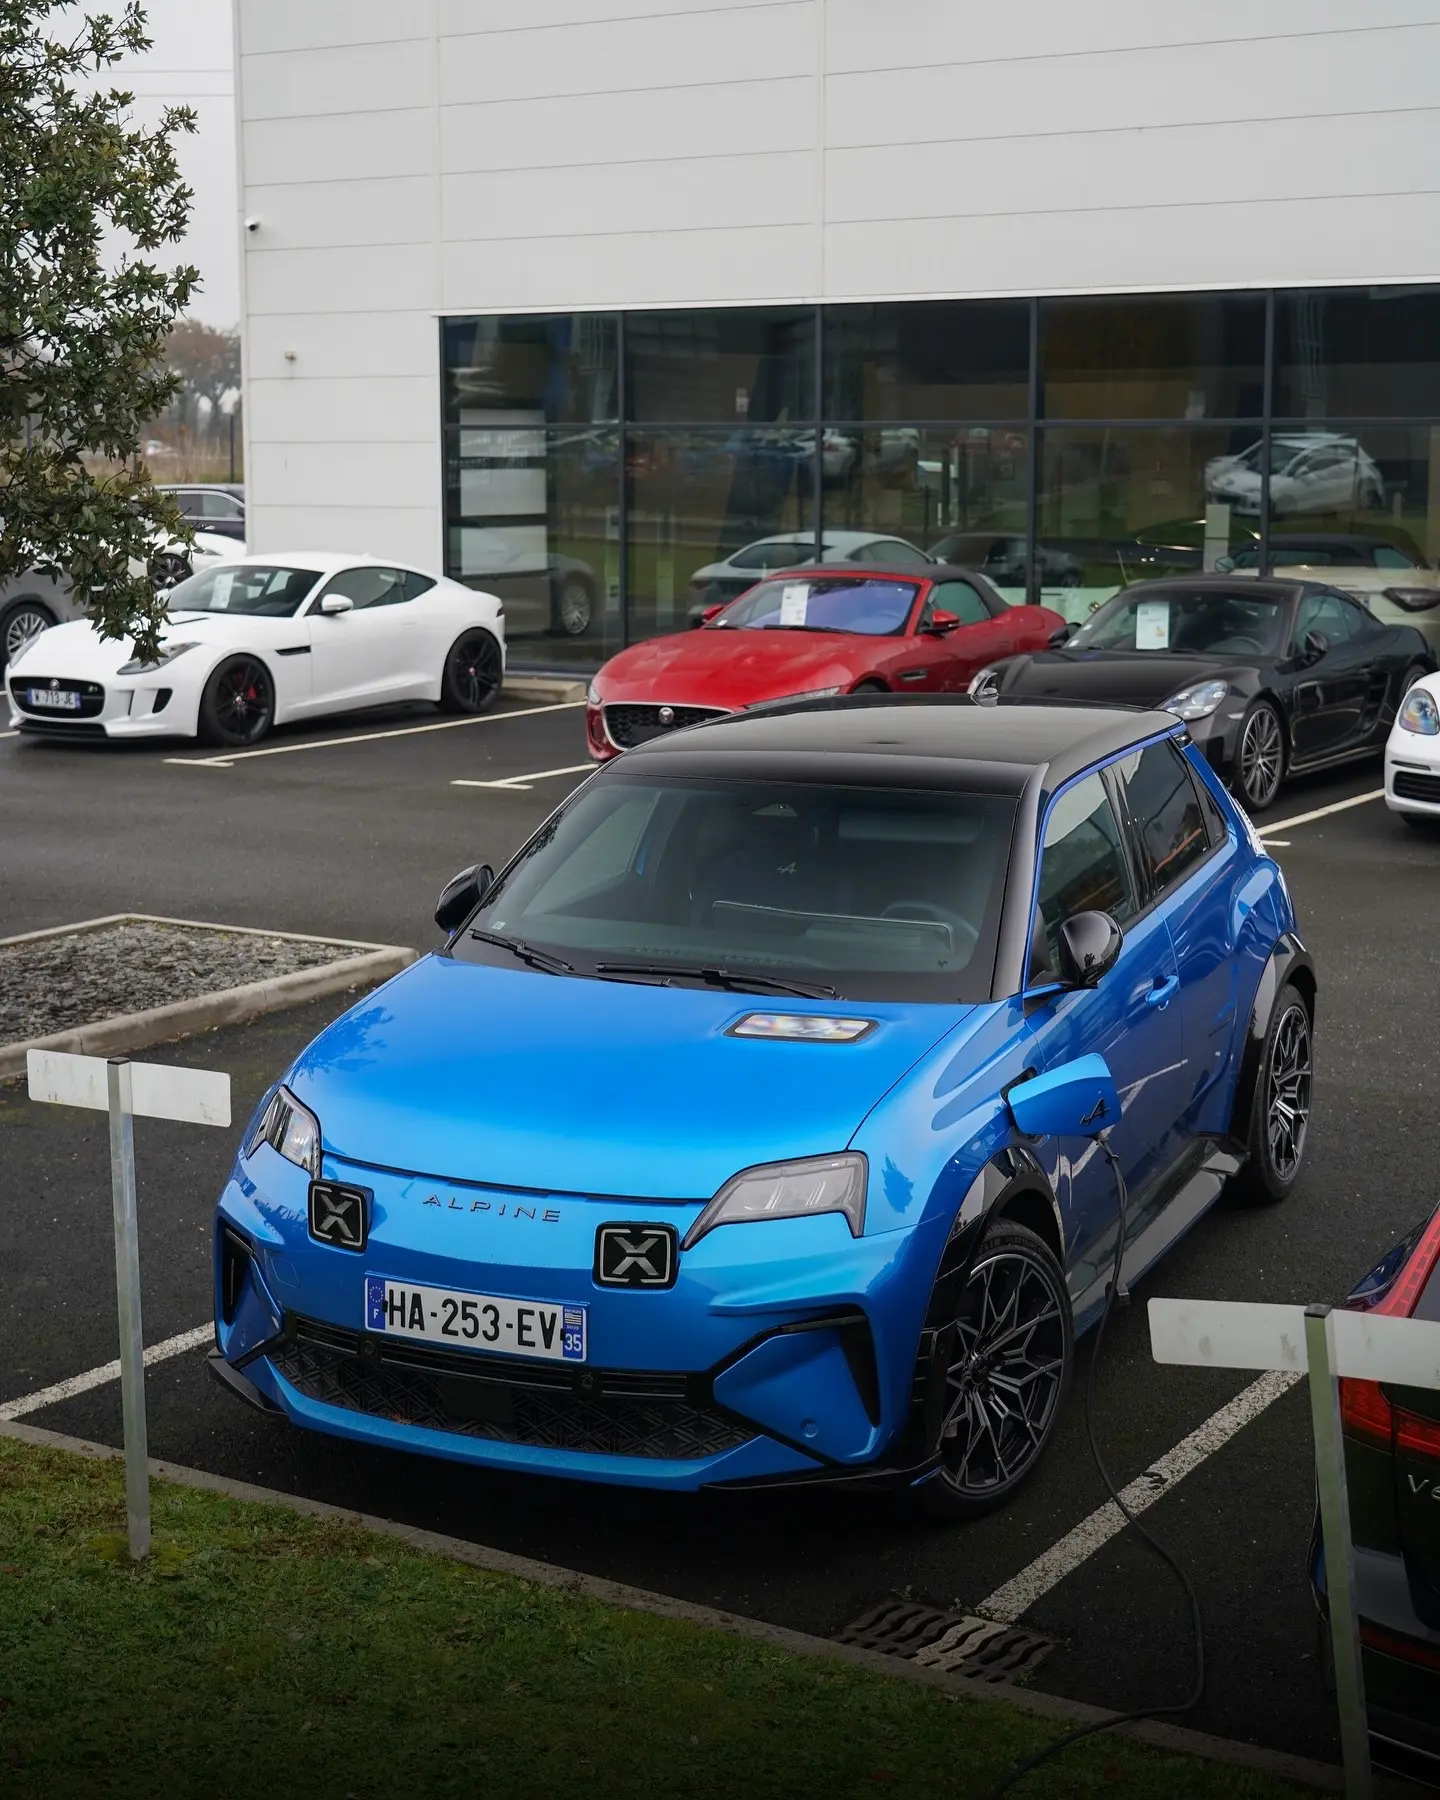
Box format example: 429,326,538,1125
984,1129,1206,1798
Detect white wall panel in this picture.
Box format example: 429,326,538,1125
246,111,433,187
246,313,439,382
440,0,798,29
241,0,427,56
247,504,439,567
246,177,437,251
246,247,439,317
441,77,815,174
247,377,437,445
443,151,812,243
242,39,434,122
246,442,439,511
438,3,816,105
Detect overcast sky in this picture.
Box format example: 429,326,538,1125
116,0,239,327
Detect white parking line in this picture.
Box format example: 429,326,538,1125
453,762,594,792
0,1323,212,1422
1256,788,1384,837
163,700,584,768
977,1367,1302,1622
1,729,17,739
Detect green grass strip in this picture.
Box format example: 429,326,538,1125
0,1436,1304,1798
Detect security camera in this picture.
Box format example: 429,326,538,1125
245,217,260,233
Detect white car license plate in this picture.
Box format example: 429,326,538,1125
28,687,80,710
365,1275,586,1363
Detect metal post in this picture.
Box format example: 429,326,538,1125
106,1059,150,1560
1304,1305,1370,1798
228,410,236,484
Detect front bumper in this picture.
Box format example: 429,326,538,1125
214,1146,949,1492
8,674,189,738
1385,723,1440,815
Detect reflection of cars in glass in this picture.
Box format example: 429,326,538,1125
590,565,1063,759
928,533,1081,588
1219,534,1440,659
7,553,505,746
1309,1205,1440,1782
970,574,1433,810
686,531,931,619
1206,434,1385,517
211,695,1312,1515
451,526,597,637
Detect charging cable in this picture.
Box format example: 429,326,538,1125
984,1128,1206,1797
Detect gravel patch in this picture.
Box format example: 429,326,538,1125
0,922,353,1045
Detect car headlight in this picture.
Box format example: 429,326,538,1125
586,681,601,706
1383,586,1440,613
1399,686,1440,735
1160,678,1229,721
245,1084,321,1175
681,1152,867,1250
117,641,199,676
968,666,1000,703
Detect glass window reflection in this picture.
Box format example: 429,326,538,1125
625,308,814,423
824,301,1030,421
442,314,617,426
1040,293,1264,420
1276,288,1440,418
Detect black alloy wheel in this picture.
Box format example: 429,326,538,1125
150,550,192,592
1,600,55,671
439,628,503,715
918,1221,1073,1521
557,576,593,636
199,655,275,747
1231,982,1313,1206
1235,700,1285,812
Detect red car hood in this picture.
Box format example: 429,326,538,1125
596,628,882,710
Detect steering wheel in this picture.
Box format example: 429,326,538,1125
1215,634,1264,654
880,900,979,953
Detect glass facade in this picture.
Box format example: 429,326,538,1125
440,287,1440,668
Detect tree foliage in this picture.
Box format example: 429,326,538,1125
165,316,240,426
0,0,198,661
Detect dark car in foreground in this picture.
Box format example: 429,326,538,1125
1312,1205,1440,1786
969,575,1434,811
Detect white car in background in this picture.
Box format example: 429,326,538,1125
1206,432,1385,518
6,552,505,747
1385,669,1440,826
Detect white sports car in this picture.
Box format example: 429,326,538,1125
6,552,505,747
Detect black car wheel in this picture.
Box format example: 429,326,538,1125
1234,700,1286,812
1,598,56,671
556,576,593,637
1231,983,1313,1206
439,628,503,715
917,1221,1074,1521
199,655,275,747
150,550,192,592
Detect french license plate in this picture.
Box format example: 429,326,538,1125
366,1275,586,1363
28,687,80,710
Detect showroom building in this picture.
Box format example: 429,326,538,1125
232,0,1440,669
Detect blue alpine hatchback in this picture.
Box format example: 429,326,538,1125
211,696,1315,1516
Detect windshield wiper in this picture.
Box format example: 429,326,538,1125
468,927,573,975
593,962,836,999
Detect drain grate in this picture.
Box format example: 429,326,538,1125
835,1599,1054,1683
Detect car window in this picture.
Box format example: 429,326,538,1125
1070,587,1286,656
730,540,811,571
166,563,322,617
1270,545,1337,567
718,575,921,636
877,540,931,567
928,580,992,626
199,491,244,520
1112,741,1210,899
1293,591,1356,648
316,566,411,610
1032,773,1136,974
400,571,436,601
1374,545,1416,569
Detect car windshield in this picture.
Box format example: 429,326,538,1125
1068,587,1288,656
166,563,323,617
716,576,921,636
455,774,1019,1002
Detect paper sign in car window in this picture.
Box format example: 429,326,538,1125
1135,599,1170,650
779,583,809,626
210,570,235,611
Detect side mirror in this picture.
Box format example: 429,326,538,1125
435,862,494,934
1007,1053,1120,1140
700,602,726,625
1058,910,1123,988
1300,628,1330,665
319,592,354,617
923,608,960,636
1048,622,1075,648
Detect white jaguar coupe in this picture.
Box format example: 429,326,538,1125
6,553,506,746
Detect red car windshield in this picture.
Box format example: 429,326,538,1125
716,575,920,636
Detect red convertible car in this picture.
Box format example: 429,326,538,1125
585,564,1067,760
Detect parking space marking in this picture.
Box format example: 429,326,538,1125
453,762,594,792
977,1367,1303,1624
1,729,17,739
163,701,585,768
1256,789,1384,838
0,1323,212,1422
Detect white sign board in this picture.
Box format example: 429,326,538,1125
27,1048,231,1126
1134,599,1170,650
1148,1296,1440,1386
778,583,809,626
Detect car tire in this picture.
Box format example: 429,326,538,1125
439,628,503,715
916,1220,1074,1522
198,655,276,747
1,597,57,673
1400,660,1431,700
556,576,593,637
1229,982,1313,1207
1233,699,1286,812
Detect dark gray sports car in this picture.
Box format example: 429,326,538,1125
970,575,1435,810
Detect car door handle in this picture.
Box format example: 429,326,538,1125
898,668,928,682
1145,975,1180,1009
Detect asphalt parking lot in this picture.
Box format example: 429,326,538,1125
0,694,1431,1768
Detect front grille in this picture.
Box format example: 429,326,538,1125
1393,769,1440,804
270,1315,754,1460
9,677,105,719
604,702,726,749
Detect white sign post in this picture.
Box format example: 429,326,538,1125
1149,1296,1440,1800
26,1048,231,1560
